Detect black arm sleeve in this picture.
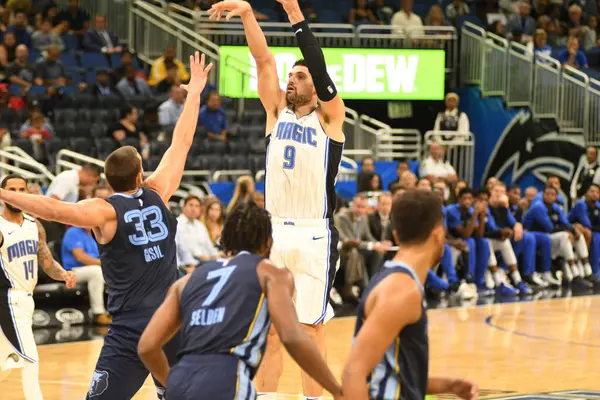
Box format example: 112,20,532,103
292,20,337,102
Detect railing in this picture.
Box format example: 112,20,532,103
0,147,55,186
376,129,422,161
461,21,597,142
424,131,476,186
506,41,533,107
56,149,106,176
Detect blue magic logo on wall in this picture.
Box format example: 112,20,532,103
480,110,585,198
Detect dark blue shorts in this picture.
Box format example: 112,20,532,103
85,312,180,400
167,354,256,400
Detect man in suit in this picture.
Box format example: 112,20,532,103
364,192,394,269
506,1,536,41
88,69,114,98
334,193,392,300
83,15,122,54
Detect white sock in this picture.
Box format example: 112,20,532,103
21,362,43,400
492,270,503,285
584,262,593,276
564,263,574,280
572,262,582,277
511,270,522,284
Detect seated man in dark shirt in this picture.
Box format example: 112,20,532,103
198,90,227,142
88,69,114,97
7,11,32,48
6,44,35,89
55,0,90,37
34,45,68,87
155,64,181,95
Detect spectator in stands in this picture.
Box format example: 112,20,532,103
533,29,553,60
155,64,181,95
370,0,393,25
569,185,600,283
335,193,391,299
32,18,64,52
227,175,255,214
572,146,600,201
445,0,470,24
391,0,424,35
6,44,34,89
0,32,17,72
533,175,566,206
34,45,67,87
0,82,25,113
433,180,447,203
82,14,122,54
506,1,536,41
110,105,150,159
486,177,499,193
399,170,417,189
425,5,450,27
158,85,186,128
61,205,111,325
387,159,410,190
148,45,190,87
198,91,227,142
499,0,520,15
28,182,42,195
357,156,382,192
567,4,585,41
544,4,567,47
202,197,225,246
19,110,54,160
448,178,468,204
55,0,90,38
433,92,470,136
176,195,219,268
417,178,433,191
7,11,32,48
488,20,506,38
365,191,393,271
250,191,265,208
420,141,458,185
116,65,152,99
112,50,144,83
88,68,114,97
531,0,549,19
46,163,101,202
349,0,377,26
507,184,525,222
92,184,112,199
583,15,599,51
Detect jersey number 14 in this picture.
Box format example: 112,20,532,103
24,260,35,280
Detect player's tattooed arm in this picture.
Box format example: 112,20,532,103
36,220,76,288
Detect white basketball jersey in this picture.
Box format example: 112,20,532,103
0,214,39,293
265,108,344,219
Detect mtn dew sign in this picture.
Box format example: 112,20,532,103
219,46,445,100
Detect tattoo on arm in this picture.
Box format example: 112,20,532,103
36,220,66,281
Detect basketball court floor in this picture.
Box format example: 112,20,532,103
1,294,599,399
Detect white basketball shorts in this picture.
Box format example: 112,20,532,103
269,217,340,325
0,290,38,370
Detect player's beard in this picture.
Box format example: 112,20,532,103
4,203,21,213
286,89,310,108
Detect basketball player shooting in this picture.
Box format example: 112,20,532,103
210,0,346,398
0,174,76,400
0,52,212,400
342,190,478,400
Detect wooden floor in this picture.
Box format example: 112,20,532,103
2,295,600,399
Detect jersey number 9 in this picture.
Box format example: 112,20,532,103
124,206,169,246
283,145,296,169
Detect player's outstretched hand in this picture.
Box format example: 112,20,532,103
63,271,77,289
180,52,213,97
451,378,479,400
208,1,252,21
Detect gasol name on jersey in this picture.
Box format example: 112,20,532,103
275,121,317,147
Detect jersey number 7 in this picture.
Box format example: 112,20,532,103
202,265,237,307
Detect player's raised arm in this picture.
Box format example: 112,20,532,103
0,190,114,229
138,275,189,387
36,219,76,288
257,260,343,398
341,276,422,399
209,1,284,125
278,0,345,138
145,52,213,204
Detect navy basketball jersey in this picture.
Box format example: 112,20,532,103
178,251,270,376
354,261,429,400
98,187,178,316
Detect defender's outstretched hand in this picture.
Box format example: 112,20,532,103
180,52,213,96
208,1,252,21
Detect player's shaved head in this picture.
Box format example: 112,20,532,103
104,146,142,193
